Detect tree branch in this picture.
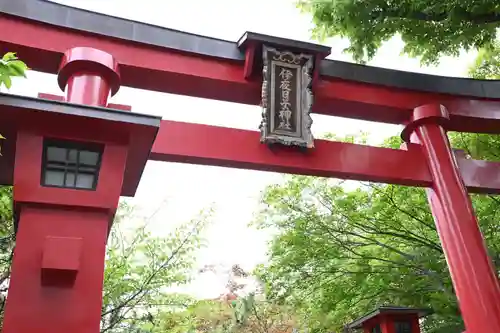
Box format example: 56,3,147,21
373,7,500,24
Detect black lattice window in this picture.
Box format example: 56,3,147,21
41,140,103,190
394,321,412,333
371,325,381,333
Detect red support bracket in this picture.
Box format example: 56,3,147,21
37,93,64,102
37,93,132,111
41,236,83,288
242,43,256,80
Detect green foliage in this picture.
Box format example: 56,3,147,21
159,299,234,333
297,0,500,64
468,40,500,79
101,204,211,333
0,52,28,145
0,187,14,332
233,294,255,326
157,295,298,333
0,52,28,90
255,132,500,333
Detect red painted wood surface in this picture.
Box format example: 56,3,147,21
1,6,500,333
151,120,500,194
3,15,500,133
41,236,83,287
58,47,121,106
408,104,500,333
2,48,130,333
3,207,110,333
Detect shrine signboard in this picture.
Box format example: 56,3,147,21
260,46,314,148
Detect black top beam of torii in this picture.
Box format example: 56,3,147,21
1,0,500,100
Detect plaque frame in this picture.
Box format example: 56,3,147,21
260,45,314,148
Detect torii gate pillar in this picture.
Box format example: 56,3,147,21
402,104,500,333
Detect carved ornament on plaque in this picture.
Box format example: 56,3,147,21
259,45,314,148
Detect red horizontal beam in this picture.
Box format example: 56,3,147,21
0,16,260,105
3,15,500,133
150,121,500,194
316,81,500,133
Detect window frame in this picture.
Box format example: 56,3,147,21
394,320,412,333
41,139,104,191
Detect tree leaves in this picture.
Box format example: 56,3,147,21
0,52,28,146
0,52,28,90
468,40,500,79
157,295,299,333
0,186,16,331
255,132,500,333
100,205,212,333
297,0,500,64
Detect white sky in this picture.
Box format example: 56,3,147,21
7,0,478,299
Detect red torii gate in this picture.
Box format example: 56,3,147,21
0,1,499,333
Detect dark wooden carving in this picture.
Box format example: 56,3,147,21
260,45,314,148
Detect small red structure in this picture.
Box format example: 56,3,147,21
0,1,500,332
346,306,431,333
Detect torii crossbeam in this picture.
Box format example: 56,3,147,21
0,1,499,333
